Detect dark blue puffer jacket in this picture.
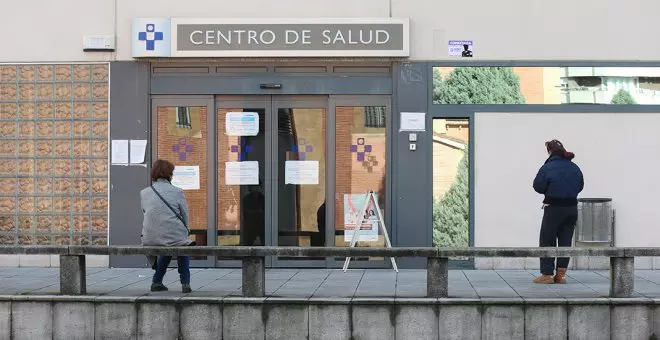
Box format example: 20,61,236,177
533,156,584,206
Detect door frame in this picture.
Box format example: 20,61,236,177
327,95,393,269
270,95,330,267
151,94,394,269
214,95,272,268
150,95,216,268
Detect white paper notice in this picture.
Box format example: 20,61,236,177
129,140,147,164
400,112,426,131
226,112,259,136
171,166,200,190
225,161,259,185
285,161,319,185
111,140,129,164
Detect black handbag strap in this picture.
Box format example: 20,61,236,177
150,184,190,233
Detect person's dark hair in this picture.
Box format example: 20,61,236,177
151,159,175,182
545,139,575,160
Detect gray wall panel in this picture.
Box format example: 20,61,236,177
394,62,431,268
109,61,151,267
151,75,392,95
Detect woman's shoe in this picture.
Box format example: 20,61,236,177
150,283,168,292
554,268,568,284
182,284,192,294
533,275,555,284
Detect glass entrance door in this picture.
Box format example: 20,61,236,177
214,95,328,267
215,96,269,267
272,96,328,267
151,96,215,267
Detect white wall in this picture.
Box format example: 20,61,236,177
474,112,660,268
393,0,660,60
0,0,115,62
2,0,660,62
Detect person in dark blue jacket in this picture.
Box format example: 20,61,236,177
532,139,584,284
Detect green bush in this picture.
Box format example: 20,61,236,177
433,67,526,104
610,89,637,104
433,149,469,247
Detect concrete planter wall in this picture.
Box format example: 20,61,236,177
0,296,658,340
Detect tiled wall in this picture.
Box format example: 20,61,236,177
0,64,109,246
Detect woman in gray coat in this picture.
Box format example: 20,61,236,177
141,159,194,293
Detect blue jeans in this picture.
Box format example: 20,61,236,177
153,256,190,285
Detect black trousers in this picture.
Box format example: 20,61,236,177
539,205,578,275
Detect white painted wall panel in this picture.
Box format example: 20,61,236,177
0,0,115,62
475,112,660,255
2,0,660,61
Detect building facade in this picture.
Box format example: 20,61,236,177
1,0,660,269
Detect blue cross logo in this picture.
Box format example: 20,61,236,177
138,24,163,51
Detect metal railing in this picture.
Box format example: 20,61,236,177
0,246,652,298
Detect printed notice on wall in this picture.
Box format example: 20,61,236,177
226,112,259,136
111,140,129,164
448,40,473,57
171,166,200,190
129,140,148,164
343,194,379,242
285,161,319,185
225,161,259,185
400,112,426,131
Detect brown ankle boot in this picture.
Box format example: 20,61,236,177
533,275,555,284
554,268,567,284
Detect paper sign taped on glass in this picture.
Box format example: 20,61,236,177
226,161,259,185
285,161,319,185
171,166,201,190
343,193,379,242
226,112,259,136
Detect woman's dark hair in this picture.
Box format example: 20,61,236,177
545,139,575,160
151,159,175,182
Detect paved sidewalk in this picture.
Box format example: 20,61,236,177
1,268,660,298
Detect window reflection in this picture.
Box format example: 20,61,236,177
217,108,266,251
166,106,202,138
277,107,326,259
157,106,208,247
432,67,660,105
335,106,387,260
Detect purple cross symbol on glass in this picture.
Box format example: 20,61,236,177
230,139,253,161
350,137,372,162
172,137,193,161
291,138,313,160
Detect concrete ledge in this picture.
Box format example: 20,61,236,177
2,245,651,258
11,301,53,340
0,301,10,340
0,296,658,339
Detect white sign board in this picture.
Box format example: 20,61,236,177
343,194,379,242
132,18,410,58
226,112,259,136
225,161,259,185
285,161,319,185
448,40,474,57
171,166,200,190
400,112,426,131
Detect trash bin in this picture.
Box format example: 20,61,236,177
576,198,613,243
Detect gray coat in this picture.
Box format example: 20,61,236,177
140,179,193,246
